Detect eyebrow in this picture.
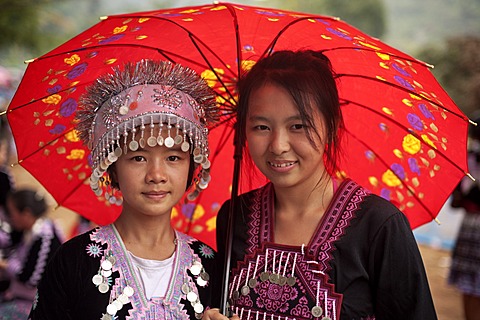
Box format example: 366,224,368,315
248,115,303,122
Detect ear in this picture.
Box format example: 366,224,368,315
108,164,120,189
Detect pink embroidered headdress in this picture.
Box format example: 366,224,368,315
75,60,219,204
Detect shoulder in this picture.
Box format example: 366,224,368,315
338,181,413,240
177,232,216,260
53,228,105,261
219,184,269,215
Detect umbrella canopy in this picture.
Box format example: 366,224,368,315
6,2,470,249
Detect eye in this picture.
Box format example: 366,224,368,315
132,155,146,162
167,155,181,162
254,124,270,131
291,123,306,130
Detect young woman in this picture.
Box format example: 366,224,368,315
29,60,219,319
206,50,437,320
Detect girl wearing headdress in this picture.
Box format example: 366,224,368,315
29,60,219,319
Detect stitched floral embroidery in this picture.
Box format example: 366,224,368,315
86,243,103,257
198,244,214,259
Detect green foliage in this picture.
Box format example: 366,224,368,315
0,0,44,51
277,0,386,38
417,36,480,117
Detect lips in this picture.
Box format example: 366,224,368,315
143,191,168,197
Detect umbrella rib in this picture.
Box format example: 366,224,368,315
343,128,438,221
56,171,91,208
337,73,467,119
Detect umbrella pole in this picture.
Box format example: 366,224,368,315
220,124,242,316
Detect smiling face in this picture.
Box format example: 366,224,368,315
112,129,191,219
246,83,327,191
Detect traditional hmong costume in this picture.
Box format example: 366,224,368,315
29,225,215,319
216,180,437,320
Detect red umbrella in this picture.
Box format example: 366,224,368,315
5,2,470,250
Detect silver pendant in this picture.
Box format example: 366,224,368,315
240,285,250,296
248,278,257,288
287,276,296,286
311,306,323,318
259,271,270,282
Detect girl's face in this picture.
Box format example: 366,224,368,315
112,129,191,220
245,83,327,191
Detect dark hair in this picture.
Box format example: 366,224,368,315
237,50,344,177
7,189,47,218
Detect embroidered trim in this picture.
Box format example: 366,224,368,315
29,220,57,286
309,180,369,272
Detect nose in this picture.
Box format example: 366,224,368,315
145,159,168,184
269,129,290,155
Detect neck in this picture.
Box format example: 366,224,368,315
273,177,334,218
114,214,176,260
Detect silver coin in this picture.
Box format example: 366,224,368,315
287,276,296,286
193,303,204,314
196,277,208,287
107,152,117,162
98,282,109,293
107,256,117,265
106,303,118,315
119,106,129,115
269,273,279,284
147,136,157,147
92,274,103,285
123,285,134,297
112,300,123,310
190,264,202,276
232,291,240,300
202,159,211,169
240,285,250,296
157,136,164,146
117,293,129,304
187,291,198,302
182,283,191,294
164,137,174,148
101,269,112,277
100,160,109,171
248,278,258,288
278,275,287,286
181,141,190,152
311,306,323,318
194,154,203,164
114,147,123,157
174,135,183,145
101,260,112,271
128,140,139,151
321,317,332,320
260,271,270,282
139,137,146,149
200,272,210,281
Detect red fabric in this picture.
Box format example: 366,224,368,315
7,3,468,248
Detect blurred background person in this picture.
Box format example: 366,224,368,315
449,115,480,320
0,188,63,319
